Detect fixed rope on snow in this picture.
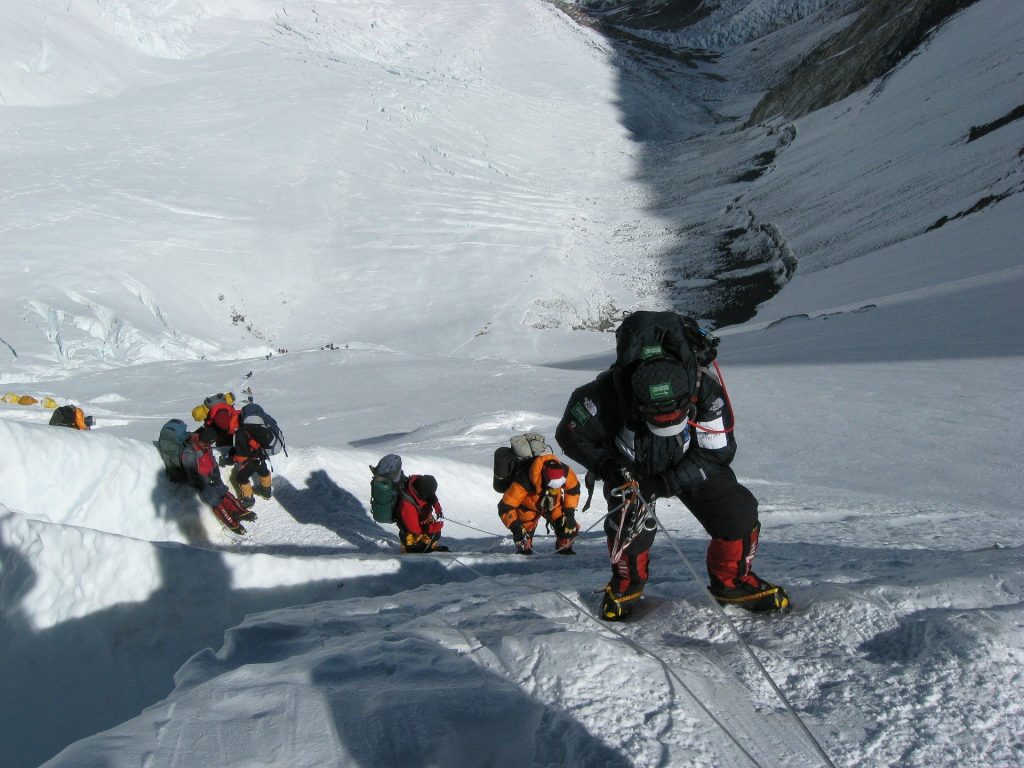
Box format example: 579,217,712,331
443,512,605,556
438,498,835,767
654,517,836,768
443,549,767,768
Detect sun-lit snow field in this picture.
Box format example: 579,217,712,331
1,1,1022,766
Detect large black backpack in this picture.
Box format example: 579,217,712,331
240,402,286,456
612,311,719,400
492,432,550,493
49,404,91,430
49,405,79,428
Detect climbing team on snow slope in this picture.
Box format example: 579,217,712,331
143,310,786,618
154,390,286,535
366,310,788,618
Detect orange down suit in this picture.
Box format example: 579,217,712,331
498,454,580,536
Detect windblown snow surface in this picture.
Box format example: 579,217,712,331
1,1,1022,766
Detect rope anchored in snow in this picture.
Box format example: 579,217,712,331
445,548,770,768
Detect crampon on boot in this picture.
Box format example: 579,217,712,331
555,537,576,555
223,492,256,524
515,535,534,556
709,574,790,612
401,533,448,553
212,502,245,534
599,585,642,621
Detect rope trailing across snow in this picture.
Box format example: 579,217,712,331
444,550,767,767
442,516,507,539
442,512,606,556
439,500,835,765
655,518,837,768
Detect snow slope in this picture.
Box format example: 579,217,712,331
1,1,1022,766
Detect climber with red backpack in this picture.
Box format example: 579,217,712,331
191,392,239,448
179,426,253,534
192,391,285,508
555,311,789,620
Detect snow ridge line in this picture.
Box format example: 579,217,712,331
721,263,1024,338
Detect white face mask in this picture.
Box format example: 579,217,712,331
646,419,687,437
545,476,566,489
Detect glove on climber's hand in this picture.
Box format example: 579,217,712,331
599,458,633,486
639,473,670,501
558,510,579,537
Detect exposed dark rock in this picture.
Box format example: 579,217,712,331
926,190,1017,231
556,0,719,70
967,104,1024,143
747,0,980,125
733,149,776,182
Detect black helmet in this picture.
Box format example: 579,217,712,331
630,359,690,437
413,474,438,501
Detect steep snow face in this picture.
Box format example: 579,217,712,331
1,0,640,379
613,0,1024,324
1,0,1023,767
748,0,984,123
0,0,289,106
3,359,1023,768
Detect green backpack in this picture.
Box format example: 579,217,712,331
369,454,406,523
